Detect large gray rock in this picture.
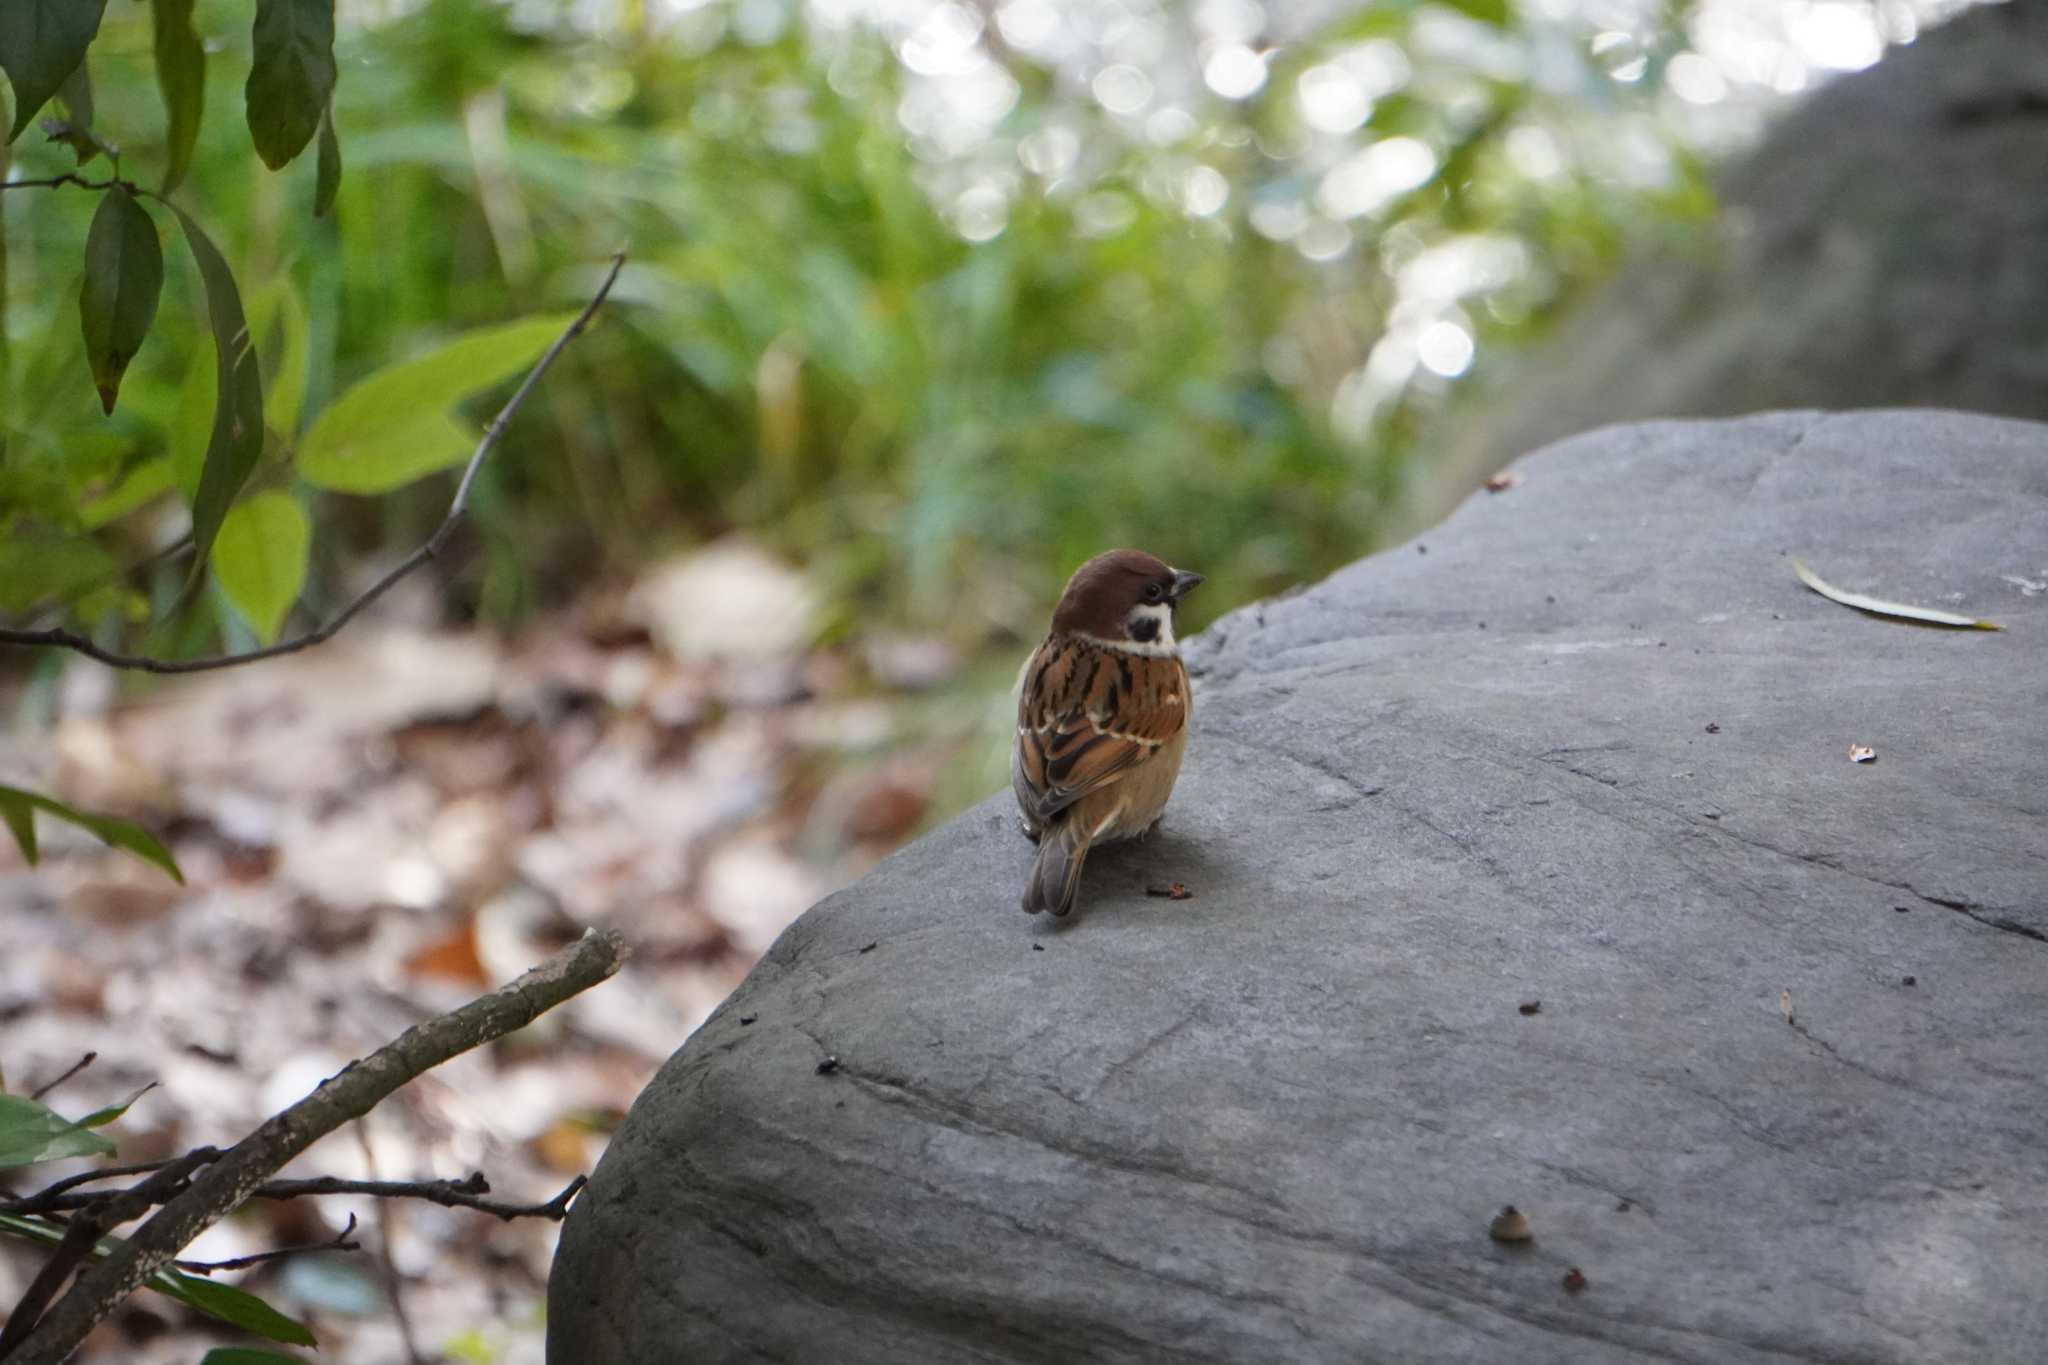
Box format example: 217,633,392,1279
551,410,2048,1364
1403,2,2048,530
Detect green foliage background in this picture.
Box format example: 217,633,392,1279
0,0,1713,656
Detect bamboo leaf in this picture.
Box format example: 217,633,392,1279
0,783,184,882
1791,558,2003,631
79,188,165,414
161,1271,319,1346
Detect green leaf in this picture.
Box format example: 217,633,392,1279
80,456,176,529
80,188,165,415
1441,0,1511,26
297,313,574,493
1791,558,2003,631
0,1215,317,1348
0,1093,118,1168
0,538,115,613
213,491,309,643
165,203,265,582
0,783,184,882
152,0,207,193
0,0,109,142
169,346,215,501
78,1082,157,1129
246,0,336,170
313,100,341,217
201,1352,311,1365
161,1272,318,1347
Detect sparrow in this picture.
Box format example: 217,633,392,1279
1013,549,1203,916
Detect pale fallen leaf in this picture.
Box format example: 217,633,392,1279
1484,469,1523,493
1779,988,1794,1025
1791,559,2001,630
1848,744,1876,764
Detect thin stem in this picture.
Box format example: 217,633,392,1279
0,175,128,193
27,1054,96,1103
172,1213,360,1276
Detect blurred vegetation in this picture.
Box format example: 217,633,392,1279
0,0,1737,661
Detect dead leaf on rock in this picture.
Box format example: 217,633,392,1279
1780,988,1795,1026
1791,558,2001,630
1848,744,1876,764
1146,882,1193,900
1484,469,1524,493
1563,1267,1588,1293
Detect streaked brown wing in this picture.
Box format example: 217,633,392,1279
1015,639,1187,827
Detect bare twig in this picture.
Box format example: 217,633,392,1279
255,1172,588,1221
1,1158,587,1222
172,1213,360,1276
27,1054,96,1103
0,1154,218,1220
0,251,627,674
8,928,629,1365
0,175,128,193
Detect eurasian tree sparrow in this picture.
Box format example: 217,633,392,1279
1013,549,1203,916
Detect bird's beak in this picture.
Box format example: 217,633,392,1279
1168,569,1205,604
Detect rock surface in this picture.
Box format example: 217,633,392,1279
1406,2,2048,528
550,411,2048,1364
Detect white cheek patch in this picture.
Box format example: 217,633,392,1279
1115,602,1178,656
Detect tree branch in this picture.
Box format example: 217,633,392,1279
254,1172,588,1221
7,928,630,1364
172,1213,360,1276
0,1148,221,1359
0,251,627,675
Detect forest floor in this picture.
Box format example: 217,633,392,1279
0,539,1007,1363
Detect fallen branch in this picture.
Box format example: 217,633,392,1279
4,928,629,1364
0,251,627,675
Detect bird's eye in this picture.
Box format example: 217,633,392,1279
1143,582,1164,603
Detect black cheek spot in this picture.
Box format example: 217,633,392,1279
1128,615,1160,644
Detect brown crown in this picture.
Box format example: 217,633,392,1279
1050,549,1179,637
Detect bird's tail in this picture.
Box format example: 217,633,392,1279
1022,821,1091,916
